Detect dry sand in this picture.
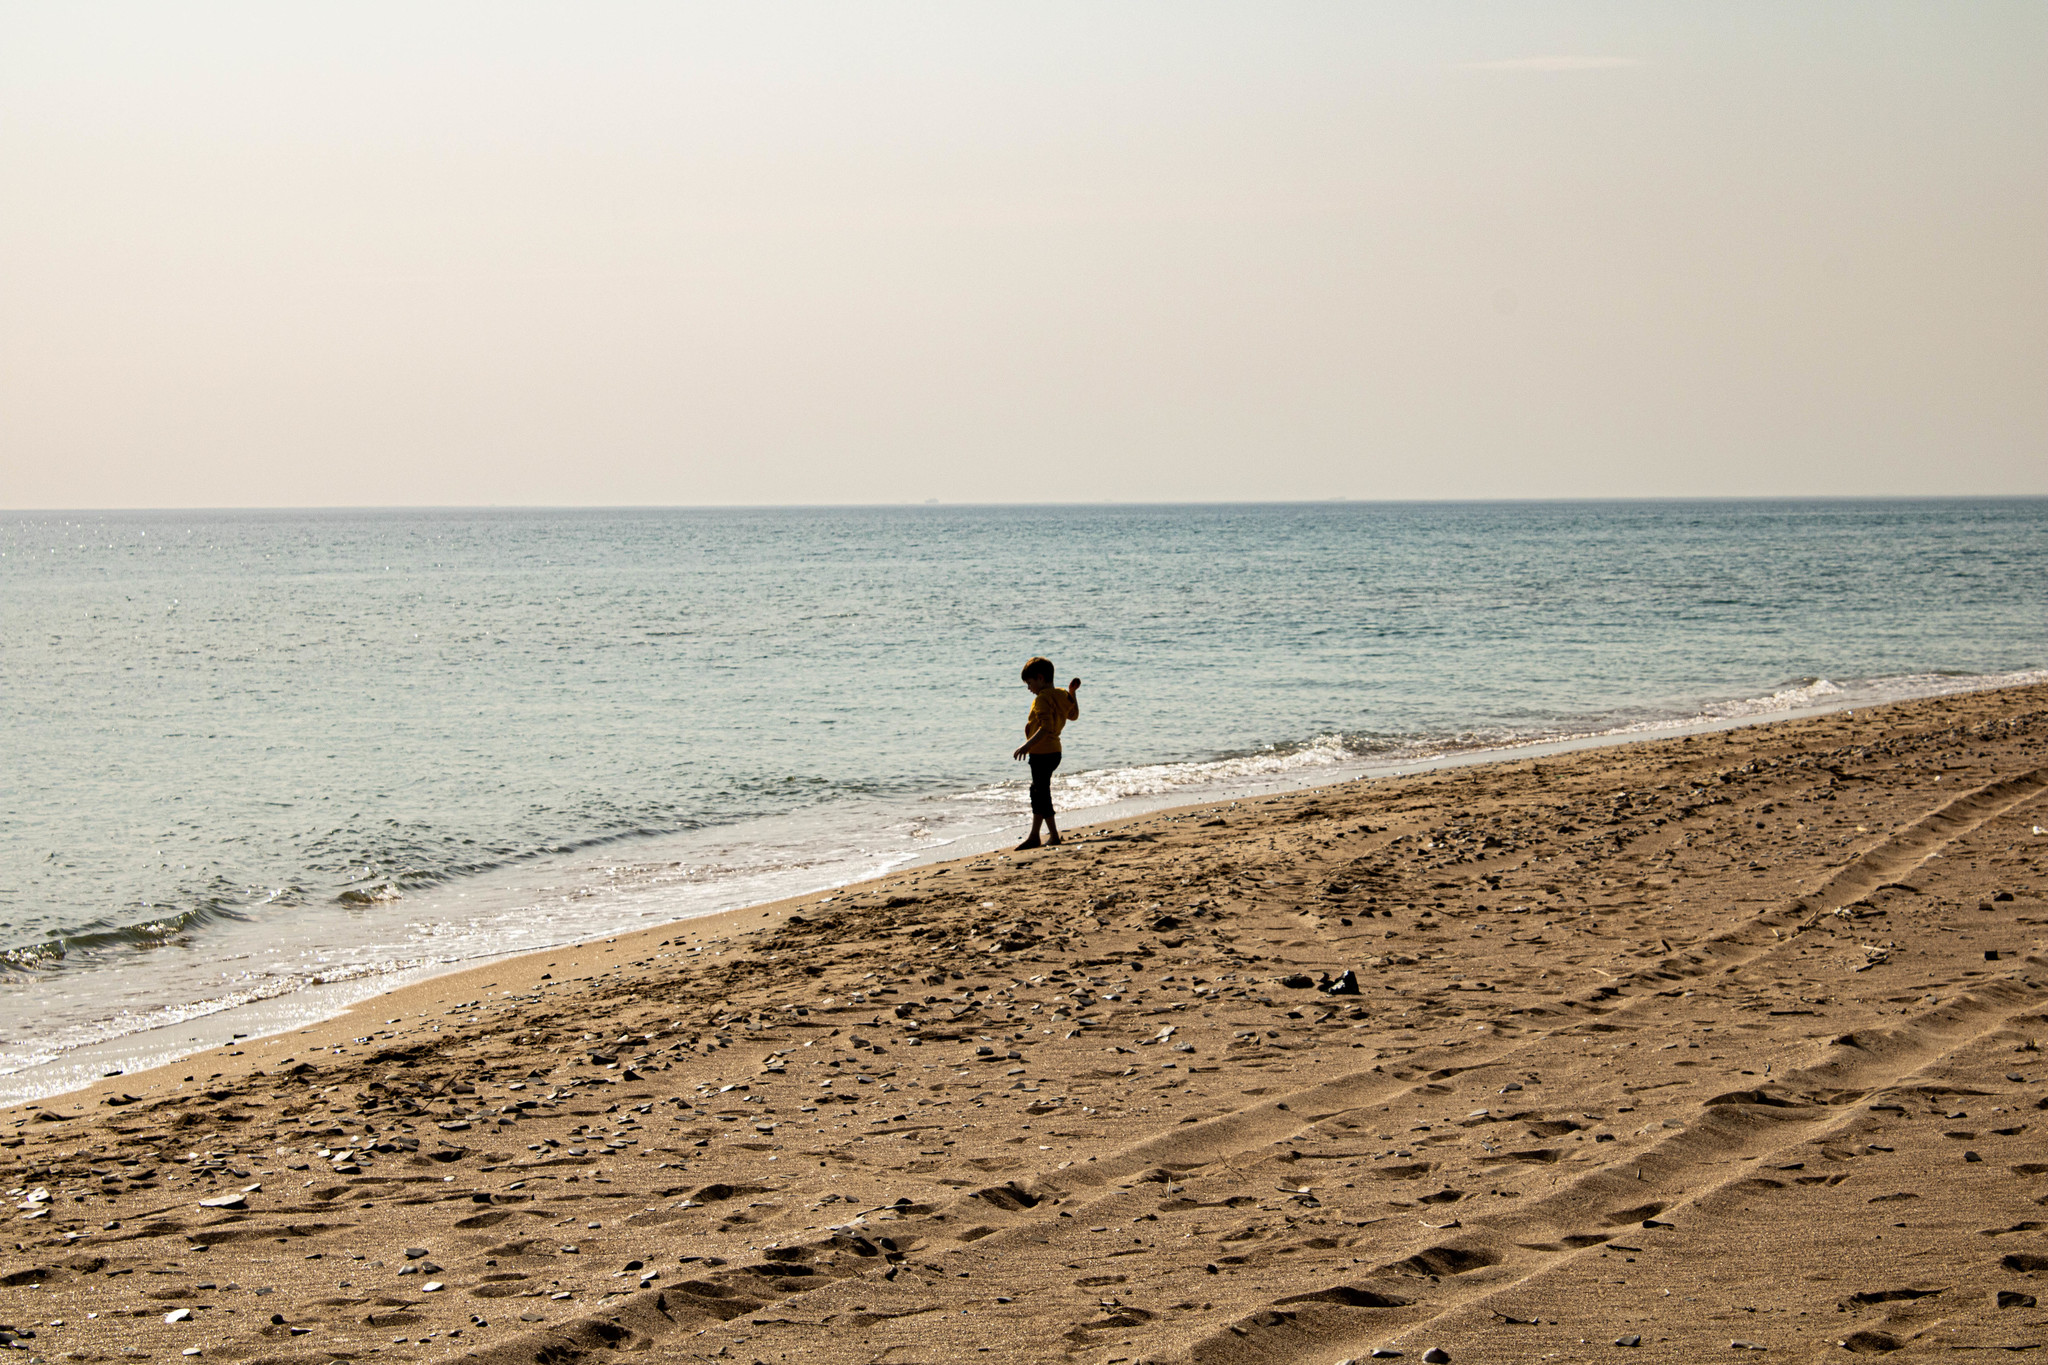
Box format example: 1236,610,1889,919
5,686,2047,1364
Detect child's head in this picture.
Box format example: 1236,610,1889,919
1021,656,1055,689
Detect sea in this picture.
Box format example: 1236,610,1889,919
4,499,2045,1103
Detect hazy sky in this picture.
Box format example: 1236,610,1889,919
3,2,2042,507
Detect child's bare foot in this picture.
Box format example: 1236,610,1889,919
1045,834,1062,847
1015,836,1042,851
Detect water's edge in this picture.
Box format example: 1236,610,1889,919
5,678,2015,1110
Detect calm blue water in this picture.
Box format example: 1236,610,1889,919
3,500,2044,1090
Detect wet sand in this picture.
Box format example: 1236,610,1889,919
5,685,2047,1364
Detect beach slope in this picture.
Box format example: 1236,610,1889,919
5,687,2047,1362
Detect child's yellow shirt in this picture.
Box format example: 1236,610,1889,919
1024,687,1080,754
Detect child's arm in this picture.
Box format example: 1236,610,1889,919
1013,717,1051,760
1066,679,1081,720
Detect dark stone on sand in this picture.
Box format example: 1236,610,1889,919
1422,1350,1451,1364
1998,1290,2037,1308
1326,969,1361,995
1614,1336,1641,1347
1278,974,1314,988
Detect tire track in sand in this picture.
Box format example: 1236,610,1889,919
1177,966,2048,1365
929,767,2048,1358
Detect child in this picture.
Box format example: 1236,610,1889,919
1011,657,1081,850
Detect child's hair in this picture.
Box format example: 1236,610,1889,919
1021,656,1055,685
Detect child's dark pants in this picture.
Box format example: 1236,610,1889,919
1027,752,1061,820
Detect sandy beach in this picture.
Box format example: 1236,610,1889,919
5,685,2046,1364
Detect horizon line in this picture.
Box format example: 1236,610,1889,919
9,493,2048,516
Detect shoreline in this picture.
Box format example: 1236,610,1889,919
2,676,1991,1110
4,681,2045,1362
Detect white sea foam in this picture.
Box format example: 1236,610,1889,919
1700,677,1847,717
1598,668,2048,737
950,732,1377,816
